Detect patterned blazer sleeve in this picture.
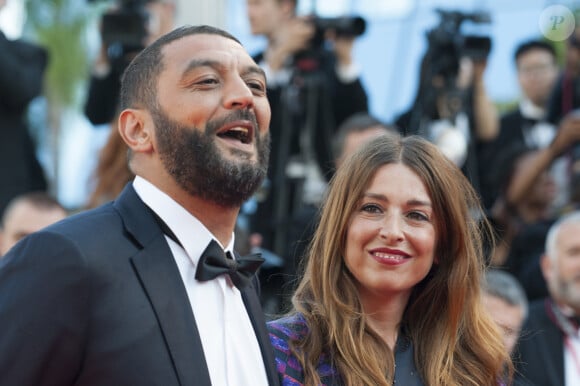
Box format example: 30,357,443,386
268,316,307,386
267,315,342,386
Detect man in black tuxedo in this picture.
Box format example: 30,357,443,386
479,39,558,209
0,25,280,386
513,211,580,385
0,0,48,217
498,40,558,149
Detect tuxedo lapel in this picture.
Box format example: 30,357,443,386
240,277,280,386
114,185,212,386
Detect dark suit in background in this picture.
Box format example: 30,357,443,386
513,298,565,386
478,106,556,210
0,31,48,216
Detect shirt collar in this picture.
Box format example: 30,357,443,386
519,98,546,120
132,176,235,265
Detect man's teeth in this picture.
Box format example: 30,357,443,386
220,127,250,143
230,127,248,134
373,252,405,260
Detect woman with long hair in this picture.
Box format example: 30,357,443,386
268,134,512,385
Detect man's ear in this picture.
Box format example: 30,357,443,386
118,109,154,154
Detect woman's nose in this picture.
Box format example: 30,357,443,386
378,214,404,243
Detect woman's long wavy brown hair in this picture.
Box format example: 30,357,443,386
290,134,512,385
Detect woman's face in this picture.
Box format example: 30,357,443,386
344,163,437,304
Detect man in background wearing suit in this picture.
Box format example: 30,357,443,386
514,211,580,385
479,39,559,210
497,40,559,151
0,25,280,386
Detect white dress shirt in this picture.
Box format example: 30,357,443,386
133,177,268,386
564,332,580,386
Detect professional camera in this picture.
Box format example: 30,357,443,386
293,15,367,72
310,16,367,48
414,9,492,167
100,0,149,52
426,9,492,88
87,0,151,74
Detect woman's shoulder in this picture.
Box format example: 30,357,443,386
267,313,310,356
267,313,308,341
267,314,309,384
267,313,342,385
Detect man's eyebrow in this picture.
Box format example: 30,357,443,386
181,59,266,80
181,59,221,77
243,65,267,80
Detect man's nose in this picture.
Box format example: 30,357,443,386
224,78,254,110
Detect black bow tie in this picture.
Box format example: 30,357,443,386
195,240,264,289
522,116,540,127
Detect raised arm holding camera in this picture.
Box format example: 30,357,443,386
84,0,175,126
395,9,497,200
245,0,369,257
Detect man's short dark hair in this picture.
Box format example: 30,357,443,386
514,39,556,65
120,25,241,111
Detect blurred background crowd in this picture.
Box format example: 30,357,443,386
2,2,580,381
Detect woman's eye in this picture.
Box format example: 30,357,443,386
361,203,382,214
408,211,429,221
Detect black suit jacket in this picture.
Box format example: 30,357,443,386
0,184,280,386
478,107,538,209
0,31,48,216
513,298,565,386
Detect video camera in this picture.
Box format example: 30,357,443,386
293,15,367,73
426,9,492,88
92,0,151,70
309,16,367,48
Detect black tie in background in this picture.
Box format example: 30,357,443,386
195,240,264,289
522,116,539,127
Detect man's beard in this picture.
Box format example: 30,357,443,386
557,276,580,310
153,107,270,208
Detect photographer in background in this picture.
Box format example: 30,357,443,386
480,40,559,211
84,0,175,127
0,0,49,217
395,9,498,200
245,0,369,256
